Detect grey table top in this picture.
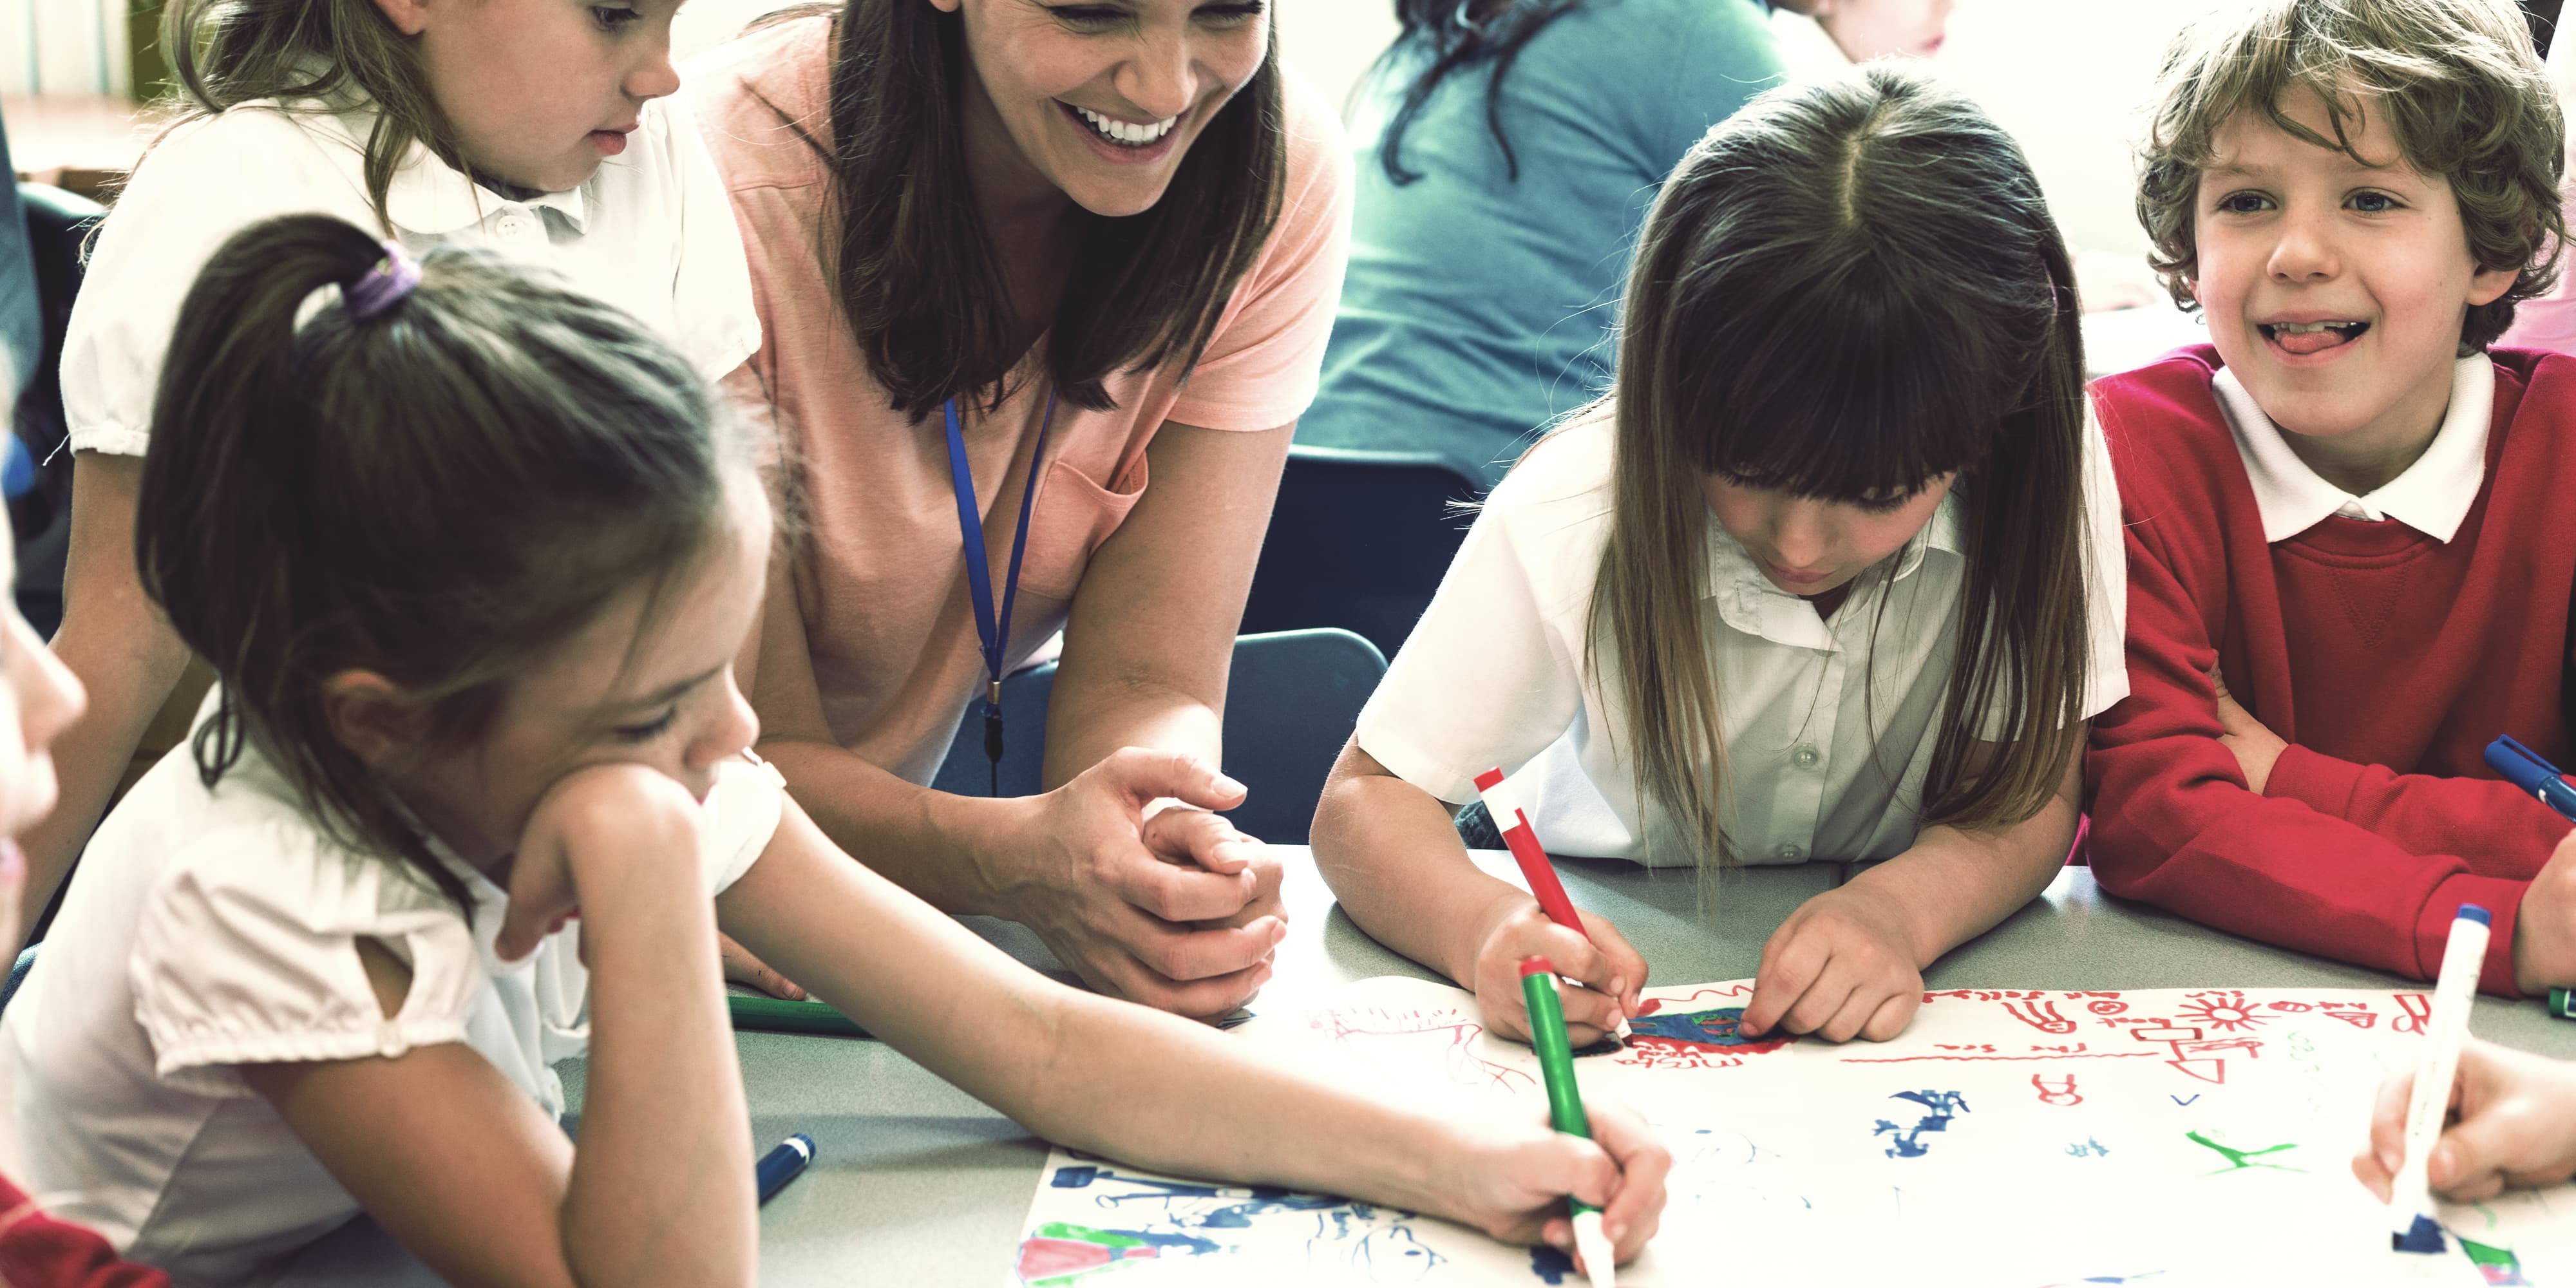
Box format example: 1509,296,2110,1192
283,849,2576,1285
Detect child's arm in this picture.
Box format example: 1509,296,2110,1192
1310,738,1644,1045
238,765,754,1288
1739,732,2083,1043
2353,1039,2576,1203
2207,679,2563,878
2091,517,2539,995
718,797,1671,1267
16,456,191,943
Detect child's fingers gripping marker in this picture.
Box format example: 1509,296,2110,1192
1521,956,1616,1288
1481,768,1631,1043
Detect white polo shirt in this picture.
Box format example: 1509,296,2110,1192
62,91,758,457
2211,354,2492,544
1354,402,2129,867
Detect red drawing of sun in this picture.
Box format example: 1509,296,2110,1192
2176,992,2268,1033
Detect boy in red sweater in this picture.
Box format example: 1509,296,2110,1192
2088,0,2576,998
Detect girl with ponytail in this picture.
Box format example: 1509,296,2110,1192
1314,65,2130,1050
3,214,1669,1286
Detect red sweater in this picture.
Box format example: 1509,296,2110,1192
2088,346,2576,996
0,1178,166,1288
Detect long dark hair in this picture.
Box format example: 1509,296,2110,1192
1589,63,2090,865
135,214,740,913
1375,0,1583,184
158,0,468,231
749,1,1287,415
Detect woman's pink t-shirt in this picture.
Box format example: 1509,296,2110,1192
688,17,1352,784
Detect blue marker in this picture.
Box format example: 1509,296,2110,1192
2389,905,2490,1254
2483,735,2576,822
757,1132,815,1205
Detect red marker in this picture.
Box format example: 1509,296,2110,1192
1475,767,1631,1041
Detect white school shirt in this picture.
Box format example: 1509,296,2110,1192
0,739,784,1285
1354,402,2129,866
62,91,758,457
2213,354,2492,544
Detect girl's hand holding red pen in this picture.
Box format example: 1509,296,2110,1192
1468,893,1644,1045
1435,1101,1668,1269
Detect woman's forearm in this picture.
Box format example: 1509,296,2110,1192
757,734,1032,918
1040,671,1223,792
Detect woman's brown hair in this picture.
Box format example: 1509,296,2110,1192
135,214,741,913
159,0,469,232
1591,63,2091,867
755,0,1287,415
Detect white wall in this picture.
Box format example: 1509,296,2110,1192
0,0,127,97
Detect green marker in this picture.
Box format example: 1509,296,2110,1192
728,992,871,1039
2551,987,2574,1020
1520,956,1615,1288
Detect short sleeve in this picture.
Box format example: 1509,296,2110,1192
1163,69,1354,432
1352,469,1591,804
61,111,358,457
656,93,762,383
129,826,481,1084
701,752,787,896
2077,396,2132,719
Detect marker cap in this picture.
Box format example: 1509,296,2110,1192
1520,956,1555,979
2458,904,2492,927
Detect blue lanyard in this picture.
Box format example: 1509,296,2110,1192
942,391,1057,795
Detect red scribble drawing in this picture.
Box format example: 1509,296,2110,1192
2125,1021,2262,1084
1311,1007,1535,1093
2086,999,2129,1016
2032,1073,2081,1106
1634,986,1756,1012
1841,1052,2156,1065
1922,989,2050,1003
2003,998,2078,1034
2031,1044,2090,1054
2395,993,2432,1036
2174,992,2268,1033
2266,1001,2313,1012
2318,1005,2376,1028
1938,1044,1999,1054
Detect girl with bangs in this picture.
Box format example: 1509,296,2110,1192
1312,64,2130,1048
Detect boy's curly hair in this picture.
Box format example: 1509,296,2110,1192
2137,0,2566,353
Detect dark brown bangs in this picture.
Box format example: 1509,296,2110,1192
813,1,1289,417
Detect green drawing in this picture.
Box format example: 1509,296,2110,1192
2184,1130,2302,1173
2458,1235,2532,1286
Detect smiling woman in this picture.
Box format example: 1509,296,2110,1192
687,0,1350,1019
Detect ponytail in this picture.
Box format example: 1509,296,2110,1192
137,214,736,914
1377,0,1584,184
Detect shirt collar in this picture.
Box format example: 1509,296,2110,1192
2213,355,2492,544
308,101,593,236
1702,490,1963,650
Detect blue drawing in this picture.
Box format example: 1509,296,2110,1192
1873,1090,1970,1158
2066,1137,2110,1158
2170,1094,2199,1106
1048,1163,1347,1227
1628,1007,1763,1047
1531,1245,1576,1284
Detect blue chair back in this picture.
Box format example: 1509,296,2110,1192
1240,446,1482,660
929,628,1388,844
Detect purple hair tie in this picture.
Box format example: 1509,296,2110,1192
344,240,421,322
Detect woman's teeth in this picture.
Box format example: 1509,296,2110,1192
1072,104,1178,147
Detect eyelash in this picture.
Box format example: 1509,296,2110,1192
591,6,642,31
1853,493,1915,515
2213,190,2405,215
612,708,678,744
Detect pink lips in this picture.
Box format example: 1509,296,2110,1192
589,127,634,158
1765,560,1835,587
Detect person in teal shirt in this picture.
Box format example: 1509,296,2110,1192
1303,0,1789,484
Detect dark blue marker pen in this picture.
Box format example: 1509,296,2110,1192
2486,735,2576,822
757,1133,815,1205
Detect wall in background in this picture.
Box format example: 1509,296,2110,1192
0,0,128,98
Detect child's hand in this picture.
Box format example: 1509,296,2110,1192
496,762,706,962
2514,830,2576,994
1435,1102,1669,1271
1468,894,1644,1045
2353,1039,2576,1203
2208,669,2287,795
1742,884,1922,1042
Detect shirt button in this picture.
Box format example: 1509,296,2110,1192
1792,744,1821,769
1776,842,1805,861
497,214,529,239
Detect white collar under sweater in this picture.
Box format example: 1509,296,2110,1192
2210,354,2493,544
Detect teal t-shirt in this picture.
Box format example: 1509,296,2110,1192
1301,0,1785,484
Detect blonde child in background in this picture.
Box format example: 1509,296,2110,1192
21,0,762,983
2,215,1668,1285
1311,64,2128,1049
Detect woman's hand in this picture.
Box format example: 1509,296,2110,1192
1466,891,1643,1045
998,747,1286,1020
1741,882,1923,1043
1433,1103,1669,1273
2354,1039,2576,1202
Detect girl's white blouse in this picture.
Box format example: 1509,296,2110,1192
1355,401,2130,867
0,737,782,1285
